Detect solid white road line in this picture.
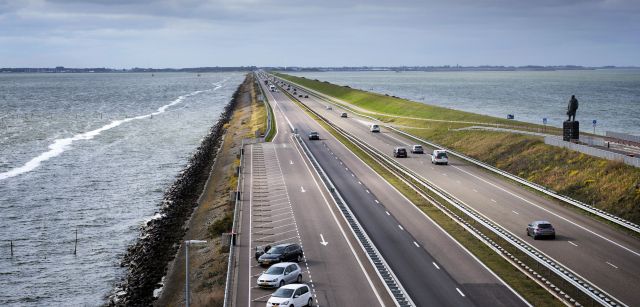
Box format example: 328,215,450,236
290,135,386,307
451,164,640,257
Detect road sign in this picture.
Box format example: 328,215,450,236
592,119,597,127
543,118,547,124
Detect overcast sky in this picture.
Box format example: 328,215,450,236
1,0,638,68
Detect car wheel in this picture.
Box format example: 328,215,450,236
533,235,538,240
307,297,313,306
296,254,303,262
279,280,285,288
297,274,302,283
551,235,556,240
526,230,529,237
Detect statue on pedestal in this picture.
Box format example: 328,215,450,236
567,95,578,122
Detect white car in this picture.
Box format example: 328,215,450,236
431,149,448,165
370,124,380,133
266,284,313,307
326,105,332,110
258,262,302,288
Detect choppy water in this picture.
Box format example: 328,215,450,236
290,70,640,135
0,72,245,306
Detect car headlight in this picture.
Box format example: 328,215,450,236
281,301,289,305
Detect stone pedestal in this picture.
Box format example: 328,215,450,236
563,121,579,141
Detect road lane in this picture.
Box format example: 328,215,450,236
263,75,528,306
279,77,640,305
234,81,387,307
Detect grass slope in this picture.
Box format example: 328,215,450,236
278,73,640,225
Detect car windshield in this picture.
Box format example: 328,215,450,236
414,146,422,150
265,266,285,275
272,288,294,298
436,152,447,159
268,246,286,254
398,149,406,153
538,224,552,229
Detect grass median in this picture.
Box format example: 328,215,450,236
277,73,640,227
280,89,568,306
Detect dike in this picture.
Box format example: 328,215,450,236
108,75,250,306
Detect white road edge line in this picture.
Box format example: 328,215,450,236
451,164,640,257
290,134,386,307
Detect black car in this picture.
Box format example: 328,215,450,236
257,243,304,266
393,147,408,158
304,95,309,98
308,131,320,140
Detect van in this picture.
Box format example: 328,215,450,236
370,124,380,133
431,150,448,165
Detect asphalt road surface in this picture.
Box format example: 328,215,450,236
257,75,529,307
278,75,640,306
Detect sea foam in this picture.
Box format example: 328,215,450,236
0,81,225,181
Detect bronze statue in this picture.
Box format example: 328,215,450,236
567,95,578,121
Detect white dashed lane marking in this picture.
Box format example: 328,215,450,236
413,241,420,247
456,288,466,297
398,225,404,231
569,241,578,247
432,262,440,270
606,262,619,269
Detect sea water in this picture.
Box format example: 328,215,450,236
290,69,640,135
0,72,245,305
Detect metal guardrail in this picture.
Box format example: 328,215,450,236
274,74,640,235
293,133,414,307
253,72,273,141
285,88,625,306
391,127,640,233
222,139,245,307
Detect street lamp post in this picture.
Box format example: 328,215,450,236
185,240,207,307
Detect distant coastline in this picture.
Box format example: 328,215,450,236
2,65,637,74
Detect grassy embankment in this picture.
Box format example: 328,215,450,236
277,73,640,225
279,89,562,306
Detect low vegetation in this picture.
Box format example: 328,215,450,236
282,90,562,306
277,73,640,225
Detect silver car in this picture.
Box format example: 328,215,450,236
257,262,303,288
526,221,556,240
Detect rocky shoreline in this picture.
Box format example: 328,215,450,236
108,75,248,306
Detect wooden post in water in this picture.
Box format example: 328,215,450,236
74,229,78,255
10,240,13,257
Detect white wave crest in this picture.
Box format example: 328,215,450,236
0,81,226,181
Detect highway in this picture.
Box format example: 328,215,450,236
255,74,528,306
234,80,391,306
276,74,640,306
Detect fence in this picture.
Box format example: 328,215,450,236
606,131,640,145
545,136,640,168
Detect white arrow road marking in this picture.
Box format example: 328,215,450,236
320,234,328,246
300,186,306,193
